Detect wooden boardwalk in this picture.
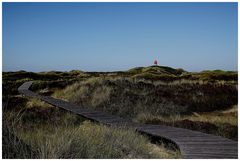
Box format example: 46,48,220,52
18,81,238,159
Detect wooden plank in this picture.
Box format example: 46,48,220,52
183,155,237,159
182,149,237,154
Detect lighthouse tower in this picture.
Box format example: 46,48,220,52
154,60,158,66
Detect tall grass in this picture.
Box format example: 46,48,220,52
2,109,36,158
17,121,180,159
3,96,180,159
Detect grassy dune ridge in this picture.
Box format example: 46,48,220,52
3,66,186,159
53,77,237,116
52,66,238,140
2,65,238,158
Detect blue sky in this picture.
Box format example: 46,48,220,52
3,2,238,72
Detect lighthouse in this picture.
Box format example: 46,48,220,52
154,60,158,66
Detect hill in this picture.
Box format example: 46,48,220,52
127,65,186,75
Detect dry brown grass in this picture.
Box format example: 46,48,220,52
3,94,181,159
136,109,237,126
14,119,181,159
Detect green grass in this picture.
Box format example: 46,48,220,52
3,93,180,159
16,121,180,159
2,108,37,159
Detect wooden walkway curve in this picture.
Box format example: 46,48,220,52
18,81,238,159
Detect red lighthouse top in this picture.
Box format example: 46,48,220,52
154,60,158,65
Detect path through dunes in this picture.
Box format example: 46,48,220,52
18,81,238,159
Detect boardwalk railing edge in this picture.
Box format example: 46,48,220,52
18,81,238,159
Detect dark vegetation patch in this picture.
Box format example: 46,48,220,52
2,120,37,159
60,78,237,117
2,70,87,99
